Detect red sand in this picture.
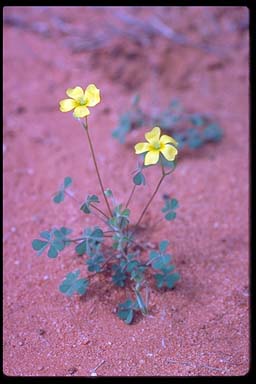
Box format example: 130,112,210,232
3,6,249,376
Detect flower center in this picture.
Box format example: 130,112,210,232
152,142,161,150
78,97,88,106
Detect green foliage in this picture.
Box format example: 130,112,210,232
112,262,128,287
133,171,146,186
112,94,145,144
112,95,223,151
53,177,72,204
162,197,179,221
80,194,100,214
34,88,184,325
59,270,89,296
108,204,130,230
104,188,113,198
149,241,180,289
86,252,105,272
32,227,72,258
154,271,180,289
117,299,139,324
75,227,104,256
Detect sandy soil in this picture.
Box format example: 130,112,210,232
3,6,249,376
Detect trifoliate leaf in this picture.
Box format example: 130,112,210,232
59,270,89,296
159,240,169,253
53,190,64,204
63,176,72,188
32,227,72,257
53,177,72,204
47,245,58,258
166,272,180,288
32,239,48,251
117,299,136,324
80,194,100,214
162,197,179,221
165,211,177,221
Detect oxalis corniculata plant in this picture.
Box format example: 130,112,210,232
32,84,180,324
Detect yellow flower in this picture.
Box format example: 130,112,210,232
134,126,178,166
59,84,100,118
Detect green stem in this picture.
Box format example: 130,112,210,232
134,173,165,230
82,118,112,218
90,203,109,219
125,184,136,208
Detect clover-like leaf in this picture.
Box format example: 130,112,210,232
109,204,131,230
75,227,104,256
159,240,169,253
190,113,204,127
117,299,137,324
162,197,179,221
80,194,100,214
154,271,180,289
203,123,223,142
63,176,72,188
149,250,171,270
112,112,132,144
112,264,127,287
59,270,89,296
53,177,73,204
86,252,105,272
53,190,64,204
187,128,203,149
32,227,72,258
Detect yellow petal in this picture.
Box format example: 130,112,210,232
134,142,150,154
145,126,161,144
66,86,84,100
84,84,100,107
59,98,77,112
144,150,160,166
160,144,178,162
73,106,90,118
160,134,178,147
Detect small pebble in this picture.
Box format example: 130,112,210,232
43,275,49,280
38,329,45,336
68,367,77,375
91,372,97,376
38,366,44,371
18,341,24,346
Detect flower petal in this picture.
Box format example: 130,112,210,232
145,126,161,144
134,142,150,154
144,150,160,166
84,84,100,107
160,134,178,147
73,106,90,118
160,144,178,162
66,86,84,100
59,98,78,112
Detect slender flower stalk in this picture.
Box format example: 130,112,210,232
82,117,112,218
133,161,176,230
134,173,165,229
125,184,137,208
